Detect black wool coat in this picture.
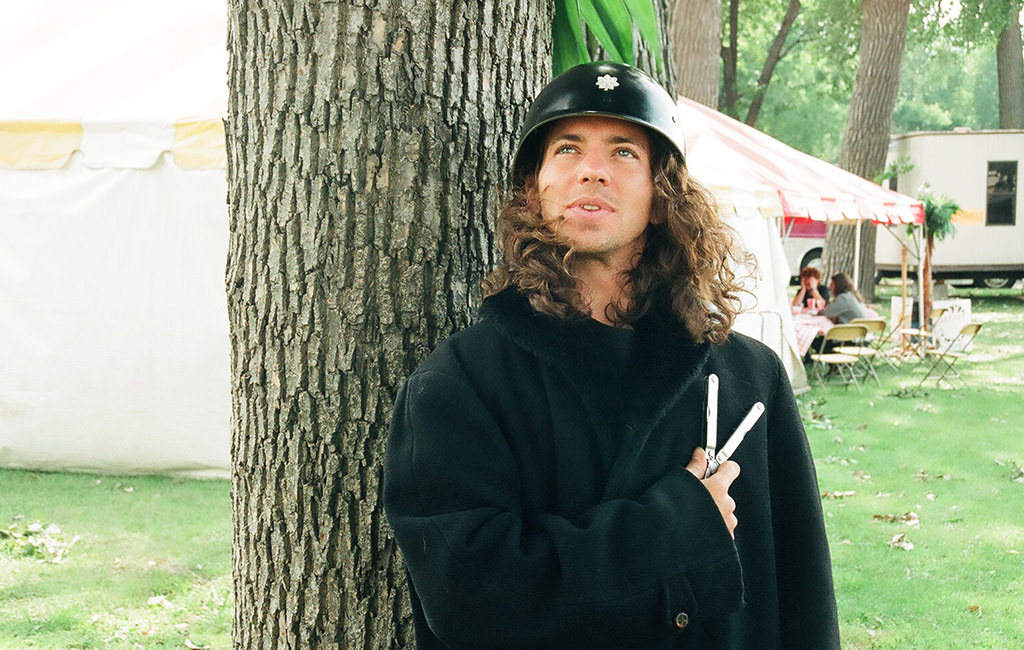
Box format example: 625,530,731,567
384,289,840,649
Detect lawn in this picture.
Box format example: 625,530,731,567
1,287,1021,648
0,473,231,648
804,286,1024,648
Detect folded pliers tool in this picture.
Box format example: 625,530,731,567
703,373,765,478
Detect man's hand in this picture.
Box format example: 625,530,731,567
685,447,740,537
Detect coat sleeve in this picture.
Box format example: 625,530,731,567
766,357,841,648
384,369,743,648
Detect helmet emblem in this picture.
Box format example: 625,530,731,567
595,74,619,91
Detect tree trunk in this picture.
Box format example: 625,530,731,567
996,6,1024,129
225,2,550,647
720,0,739,115
646,0,679,93
745,0,801,127
823,0,910,302
670,0,721,107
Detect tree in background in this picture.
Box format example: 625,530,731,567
225,2,550,647
671,0,721,107
995,3,1024,128
822,0,911,301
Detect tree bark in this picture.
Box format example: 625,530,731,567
670,0,721,107
823,0,910,302
744,0,801,127
720,0,739,115
646,0,679,94
225,1,550,647
996,5,1024,129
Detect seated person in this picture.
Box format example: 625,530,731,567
803,272,869,362
792,267,830,310
821,272,868,324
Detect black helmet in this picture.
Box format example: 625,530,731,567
511,61,685,187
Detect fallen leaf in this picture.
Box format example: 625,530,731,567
926,492,936,501
853,470,872,483
184,639,211,649
888,533,914,550
967,605,982,617
822,490,856,499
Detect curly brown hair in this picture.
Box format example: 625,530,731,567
483,132,752,344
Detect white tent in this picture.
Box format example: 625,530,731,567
0,1,230,476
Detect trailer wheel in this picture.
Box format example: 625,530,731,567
973,277,1014,289
799,248,823,274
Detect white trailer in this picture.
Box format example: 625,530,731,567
877,130,1024,288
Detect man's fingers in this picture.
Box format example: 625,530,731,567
684,447,708,479
711,460,741,485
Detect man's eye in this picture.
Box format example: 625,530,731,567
555,144,576,154
616,148,639,159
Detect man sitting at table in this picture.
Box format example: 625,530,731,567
792,267,830,311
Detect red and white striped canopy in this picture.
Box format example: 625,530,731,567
678,97,924,225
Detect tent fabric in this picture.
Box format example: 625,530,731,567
0,119,225,170
0,153,230,477
0,121,83,169
678,97,924,225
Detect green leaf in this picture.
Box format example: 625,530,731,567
577,0,628,63
553,0,589,75
623,0,663,71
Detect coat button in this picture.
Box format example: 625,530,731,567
673,611,689,629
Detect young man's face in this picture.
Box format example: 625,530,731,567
536,115,655,265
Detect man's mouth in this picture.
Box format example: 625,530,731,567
567,197,614,213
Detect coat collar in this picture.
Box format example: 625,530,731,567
479,287,712,438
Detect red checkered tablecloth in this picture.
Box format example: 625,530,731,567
793,314,835,356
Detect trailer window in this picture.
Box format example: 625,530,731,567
986,161,1017,226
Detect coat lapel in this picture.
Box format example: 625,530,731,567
479,289,712,499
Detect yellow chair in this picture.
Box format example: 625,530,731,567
810,324,869,390
898,306,947,360
919,322,983,387
840,318,888,383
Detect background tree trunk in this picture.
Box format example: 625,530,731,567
996,6,1024,129
720,0,739,115
744,0,801,126
823,0,910,302
225,1,550,647
670,0,721,107
644,0,679,93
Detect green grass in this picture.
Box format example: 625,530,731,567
1,287,1021,648
803,289,1024,648
0,472,231,649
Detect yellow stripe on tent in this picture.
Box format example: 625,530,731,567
0,122,83,169
172,119,226,169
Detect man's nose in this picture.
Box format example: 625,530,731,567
576,152,608,184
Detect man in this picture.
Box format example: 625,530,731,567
792,266,831,311
384,62,839,648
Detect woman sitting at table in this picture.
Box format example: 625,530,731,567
792,267,831,311
821,272,868,323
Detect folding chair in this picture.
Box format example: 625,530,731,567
840,318,888,383
898,306,947,360
918,322,983,387
810,324,868,390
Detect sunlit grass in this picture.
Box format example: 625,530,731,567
0,473,231,649
803,292,1024,649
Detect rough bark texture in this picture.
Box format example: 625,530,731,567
996,7,1024,129
823,0,909,301
648,0,679,94
225,1,550,647
670,0,721,107
745,0,801,127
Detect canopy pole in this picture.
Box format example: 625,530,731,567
853,221,862,288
